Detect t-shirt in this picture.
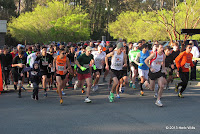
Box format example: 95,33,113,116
77,53,93,74
67,52,75,66
12,56,27,73
36,54,53,71
92,51,106,69
0,53,13,68
128,49,140,62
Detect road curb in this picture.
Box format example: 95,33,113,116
170,80,200,87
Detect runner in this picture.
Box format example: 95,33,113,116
23,61,41,100
145,44,167,107
74,46,94,103
128,43,140,89
53,49,72,104
105,43,127,102
134,44,150,96
36,46,53,97
0,47,13,90
11,48,26,98
92,45,106,92
175,43,194,98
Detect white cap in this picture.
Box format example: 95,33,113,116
133,43,138,47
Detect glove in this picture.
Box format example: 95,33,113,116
93,65,97,70
80,66,87,71
179,67,182,72
138,63,143,66
74,64,77,70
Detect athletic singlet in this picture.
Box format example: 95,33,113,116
56,55,67,75
111,51,124,70
138,50,149,70
92,51,106,69
150,52,164,73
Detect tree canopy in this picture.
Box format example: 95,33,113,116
7,1,90,43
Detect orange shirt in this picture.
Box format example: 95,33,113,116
175,51,194,72
56,55,67,75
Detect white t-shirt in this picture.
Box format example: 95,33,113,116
27,53,37,68
92,51,106,69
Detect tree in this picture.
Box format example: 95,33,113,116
0,0,16,20
7,1,90,43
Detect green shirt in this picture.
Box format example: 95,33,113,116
128,49,140,62
77,53,94,74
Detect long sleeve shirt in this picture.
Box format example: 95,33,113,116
175,51,194,72
191,46,200,60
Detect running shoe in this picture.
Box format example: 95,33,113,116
140,91,144,96
18,93,21,98
31,83,33,88
175,83,178,93
103,78,107,82
165,84,169,90
108,92,114,102
84,98,92,103
60,99,63,104
92,85,98,92
129,81,133,87
35,95,38,100
44,92,47,97
74,81,79,90
31,95,35,100
62,91,66,95
116,94,120,99
155,100,163,107
154,93,158,98
178,93,184,98
82,89,85,94
120,87,125,93
132,84,136,89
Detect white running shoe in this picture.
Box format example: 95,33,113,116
62,91,66,95
155,100,163,107
74,81,79,90
31,83,33,88
92,85,98,92
84,98,91,103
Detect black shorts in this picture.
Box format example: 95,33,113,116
56,74,66,80
111,69,124,80
149,70,163,80
122,69,127,77
93,69,102,75
168,67,174,76
130,62,138,69
41,70,51,78
13,71,23,82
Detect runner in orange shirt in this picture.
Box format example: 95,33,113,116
175,43,194,98
53,49,72,104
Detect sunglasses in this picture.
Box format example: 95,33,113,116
61,52,66,55
188,47,192,49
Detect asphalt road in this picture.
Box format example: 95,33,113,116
0,79,199,134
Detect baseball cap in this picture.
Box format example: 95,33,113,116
117,43,123,49
86,46,92,51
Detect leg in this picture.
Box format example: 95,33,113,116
85,77,92,98
180,72,189,94
42,75,47,91
56,76,63,99
93,71,100,86
157,77,165,101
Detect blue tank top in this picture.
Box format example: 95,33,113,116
138,50,149,70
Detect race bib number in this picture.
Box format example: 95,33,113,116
156,61,162,65
42,61,48,66
83,64,90,68
31,71,38,76
58,66,64,71
114,63,122,66
184,63,190,68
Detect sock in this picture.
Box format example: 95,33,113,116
140,83,143,91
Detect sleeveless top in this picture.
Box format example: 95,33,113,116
150,52,164,73
111,51,124,70
138,50,149,70
56,55,67,75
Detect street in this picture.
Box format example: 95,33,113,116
0,80,199,134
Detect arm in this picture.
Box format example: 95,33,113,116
175,52,184,70
133,52,140,65
105,51,114,70
123,53,127,67
144,53,156,68
66,57,73,74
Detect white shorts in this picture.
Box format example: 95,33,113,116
138,68,149,80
